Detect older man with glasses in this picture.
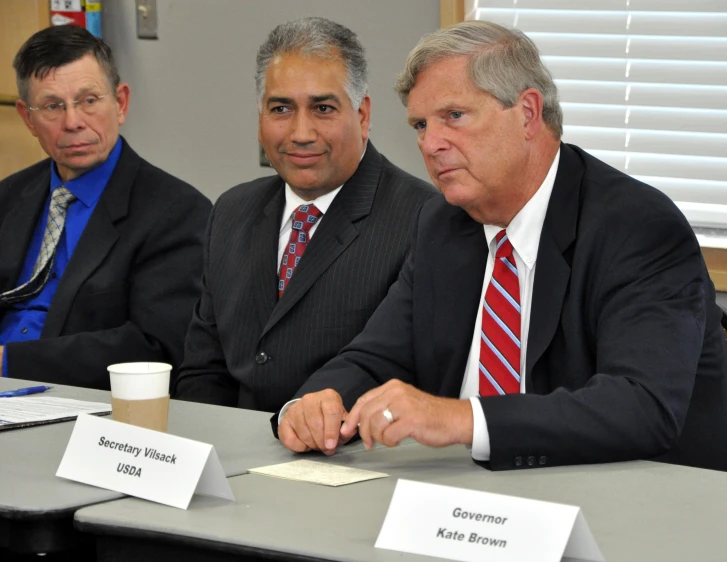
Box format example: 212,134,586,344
0,25,211,389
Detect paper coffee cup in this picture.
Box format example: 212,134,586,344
108,362,171,400
107,362,172,432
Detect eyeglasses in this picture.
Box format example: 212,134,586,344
26,93,110,122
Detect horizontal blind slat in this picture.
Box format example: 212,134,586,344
562,125,727,158
530,33,727,62
557,80,727,110
562,103,727,134
473,0,723,12
476,9,727,37
544,57,727,86
586,150,727,182
635,176,727,205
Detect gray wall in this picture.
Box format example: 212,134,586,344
102,0,439,201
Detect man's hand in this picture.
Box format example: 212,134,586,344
278,389,349,456
0,346,4,370
340,380,474,450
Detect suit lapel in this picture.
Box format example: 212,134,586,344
250,182,285,331
434,207,489,397
525,144,583,385
41,140,138,337
261,143,383,338
0,167,49,294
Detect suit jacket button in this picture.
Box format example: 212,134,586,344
255,352,268,365
539,456,548,466
514,456,523,467
527,455,536,467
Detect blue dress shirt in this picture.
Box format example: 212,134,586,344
0,138,122,376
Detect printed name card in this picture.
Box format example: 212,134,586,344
56,413,235,509
375,479,604,562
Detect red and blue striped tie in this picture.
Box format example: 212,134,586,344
278,204,322,298
479,230,521,396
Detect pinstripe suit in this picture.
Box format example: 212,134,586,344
174,143,437,412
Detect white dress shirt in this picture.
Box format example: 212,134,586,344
462,149,560,461
277,184,342,271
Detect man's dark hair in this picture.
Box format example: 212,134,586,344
13,25,120,102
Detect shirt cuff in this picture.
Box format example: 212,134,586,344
469,396,491,461
278,398,300,424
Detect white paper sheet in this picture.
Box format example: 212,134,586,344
0,397,110,425
248,459,389,487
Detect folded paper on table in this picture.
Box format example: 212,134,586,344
248,459,389,487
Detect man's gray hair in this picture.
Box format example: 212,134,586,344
395,21,563,138
255,17,368,111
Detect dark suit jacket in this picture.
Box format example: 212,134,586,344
0,138,211,389
292,143,727,472
174,143,437,412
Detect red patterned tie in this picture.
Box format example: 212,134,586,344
479,230,521,396
278,204,322,298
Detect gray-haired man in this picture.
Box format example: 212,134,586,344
279,21,727,472
174,17,436,418
0,25,210,389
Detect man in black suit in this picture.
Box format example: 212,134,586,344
279,21,727,471
174,18,435,412
0,26,210,389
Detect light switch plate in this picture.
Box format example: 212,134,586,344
136,0,158,40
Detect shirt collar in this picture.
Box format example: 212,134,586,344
50,137,123,208
483,148,560,270
280,142,368,230
281,183,343,232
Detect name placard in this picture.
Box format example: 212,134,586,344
375,479,604,562
56,413,235,509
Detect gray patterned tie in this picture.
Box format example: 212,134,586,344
0,186,77,306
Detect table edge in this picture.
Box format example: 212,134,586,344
0,497,121,521
74,518,335,562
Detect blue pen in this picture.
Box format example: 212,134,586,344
0,385,53,398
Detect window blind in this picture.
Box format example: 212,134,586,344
466,0,727,227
